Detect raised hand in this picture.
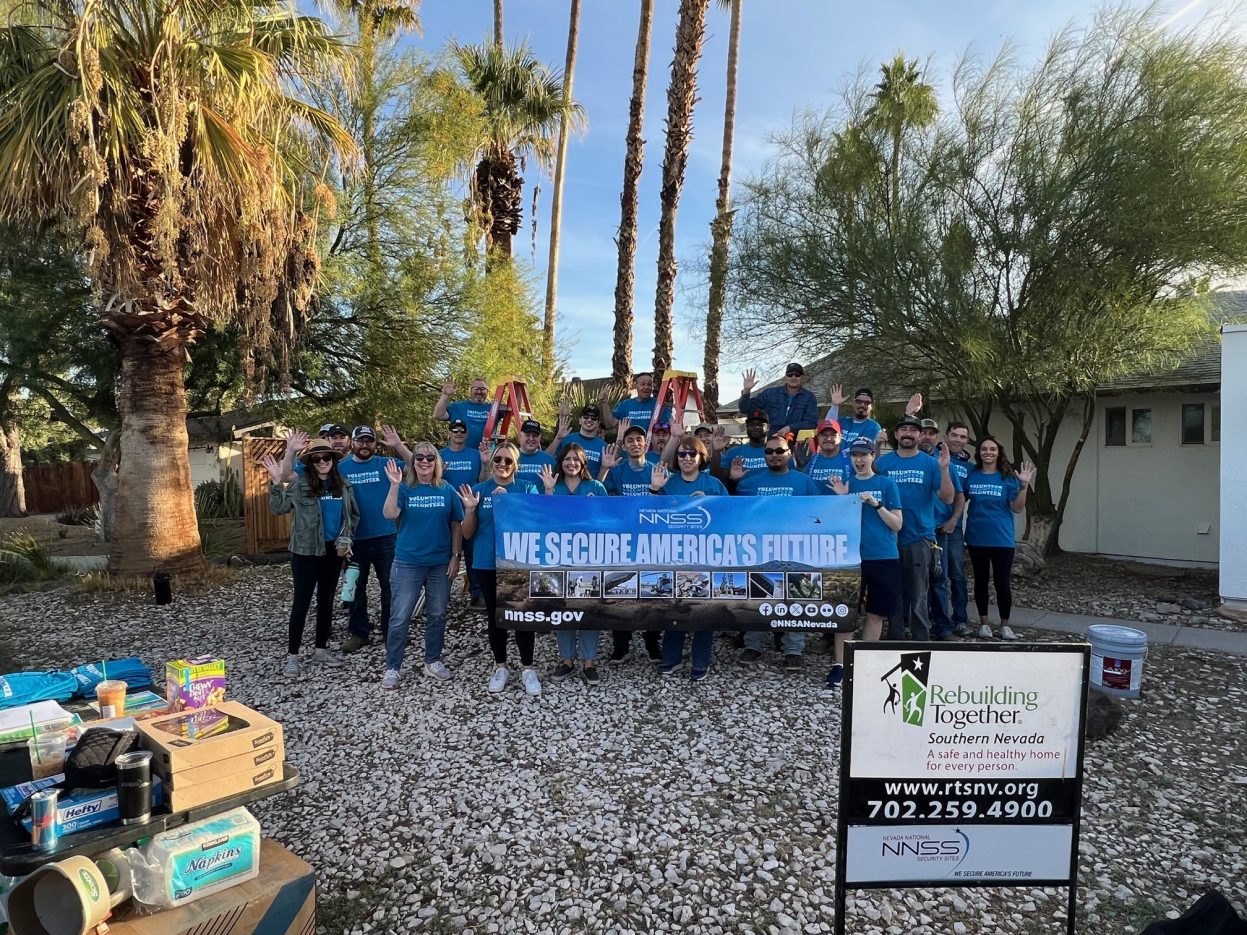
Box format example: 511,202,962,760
937,441,951,468
829,384,847,407
558,397,571,419
457,484,480,511
600,444,620,472
730,457,746,481
1017,461,1037,486
616,417,631,438
539,463,557,494
479,438,491,458
830,476,849,496
380,424,403,449
555,413,571,437
261,454,285,485
710,426,728,452
650,463,669,490
384,459,402,485
285,429,308,454
598,382,611,401
742,368,757,393
906,392,923,416
441,377,456,397
856,491,878,507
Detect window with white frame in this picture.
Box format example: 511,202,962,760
1180,402,1220,445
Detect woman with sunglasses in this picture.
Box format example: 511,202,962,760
537,443,608,685
648,434,727,681
263,440,359,677
459,441,543,695
378,443,464,690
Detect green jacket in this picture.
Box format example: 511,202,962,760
269,476,358,555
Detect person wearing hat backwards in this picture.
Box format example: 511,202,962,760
874,415,955,641
737,363,819,440
339,425,404,653
263,440,359,677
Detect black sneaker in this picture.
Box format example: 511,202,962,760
646,644,663,664
931,630,956,641
783,653,803,673
551,662,576,682
690,667,709,682
740,648,763,663
469,595,485,609
820,664,845,698
582,665,600,686
658,661,681,676
609,648,632,664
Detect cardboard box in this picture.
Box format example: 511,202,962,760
163,762,286,813
165,657,227,712
1,774,164,835
138,701,283,774
107,837,316,935
157,740,285,789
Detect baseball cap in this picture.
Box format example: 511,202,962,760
785,362,805,376
318,423,347,437
744,408,770,424
919,418,939,431
816,419,841,435
853,387,874,401
849,438,876,455
895,415,922,431
520,419,542,435
622,425,646,439
652,420,671,432
581,404,601,419
693,423,713,435
351,425,377,440
448,419,468,432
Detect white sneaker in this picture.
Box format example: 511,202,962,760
487,666,510,693
313,648,344,668
521,667,542,696
282,655,300,677
977,624,994,640
1000,625,1018,641
381,669,399,690
423,660,452,681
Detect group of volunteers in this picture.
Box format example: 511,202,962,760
263,362,1035,698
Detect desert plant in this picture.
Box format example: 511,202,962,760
193,471,244,520
0,530,61,586
56,506,99,527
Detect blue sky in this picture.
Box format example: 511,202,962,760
402,0,1224,387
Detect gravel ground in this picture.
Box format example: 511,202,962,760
2,567,1244,935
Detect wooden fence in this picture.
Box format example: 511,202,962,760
22,461,98,514
243,437,292,554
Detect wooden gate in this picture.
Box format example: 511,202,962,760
243,437,293,554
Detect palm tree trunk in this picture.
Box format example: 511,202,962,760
652,0,710,376
703,0,743,422
543,0,581,382
109,335,205,575
611,0,654,386
0,382,25,518
493,0,504,48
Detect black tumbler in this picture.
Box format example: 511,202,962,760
116,750,153,825
153,571,173,605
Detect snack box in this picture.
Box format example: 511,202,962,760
156,739,285,789
165,657,226,712
137,702,283,774
163,762,286,813
2,774,165,836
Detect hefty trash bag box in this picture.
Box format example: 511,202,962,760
1,774,165,835
165,657,226,712
137,701,282,774
107,838,316,935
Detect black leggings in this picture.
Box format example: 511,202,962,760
289,542,341,654
613,629,661,657
968,545,1014,620
478,570,535,666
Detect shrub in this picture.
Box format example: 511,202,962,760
193,470,243,519
56,505,98,526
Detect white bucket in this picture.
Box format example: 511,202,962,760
1087,624,1148,699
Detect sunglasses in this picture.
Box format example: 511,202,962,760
785,371,802,377
764,447,789,455
412,454,436,463
676,450,700,459
308,454,334,464
493,456,515,465
449,428,467,434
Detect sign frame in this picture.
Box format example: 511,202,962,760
834,641,1090,935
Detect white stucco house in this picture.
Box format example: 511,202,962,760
1220,323,1247,607
186,412,287,488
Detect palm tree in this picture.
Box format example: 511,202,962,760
702,0,743,420
866,54,938,228
652,0,711,376
454,41,583,263
610,0,655,387
542,0,582,382
0,0,353,575
493,0,504,48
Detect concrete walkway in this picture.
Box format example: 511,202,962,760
1012,606,1247,657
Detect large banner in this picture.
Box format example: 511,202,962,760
493,494,862,631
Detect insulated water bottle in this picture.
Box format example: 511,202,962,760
340,562,360,604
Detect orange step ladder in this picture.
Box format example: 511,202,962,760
481,376,533,442
649,369,706,434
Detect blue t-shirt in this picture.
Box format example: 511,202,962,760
516,449,556,482
874,451,944,545
964,470,1021,548
605,459,655,497
847,474,902,561
804,451,852,490
557,434,607,474
439,446,482,491
718,443,795,473
612,396,672,425
936,453,972,527
468,478,538,570
338,456,400,540
552,478,608,497
735,469,824,497
662,473,727,496
446,400,492,449
319,492,345,541
838,414,883,448
394,482,465,566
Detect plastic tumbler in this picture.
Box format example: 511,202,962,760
27,731,68,781
96,680,128,718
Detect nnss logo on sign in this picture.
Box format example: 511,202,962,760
636,506,712,530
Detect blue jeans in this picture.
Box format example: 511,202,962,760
941,526,968,625
556,630,600,662
348,534,395,640
386,561,450,671
662,630,714,670
744,630,806,654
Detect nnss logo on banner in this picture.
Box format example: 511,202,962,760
637,505,712,530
